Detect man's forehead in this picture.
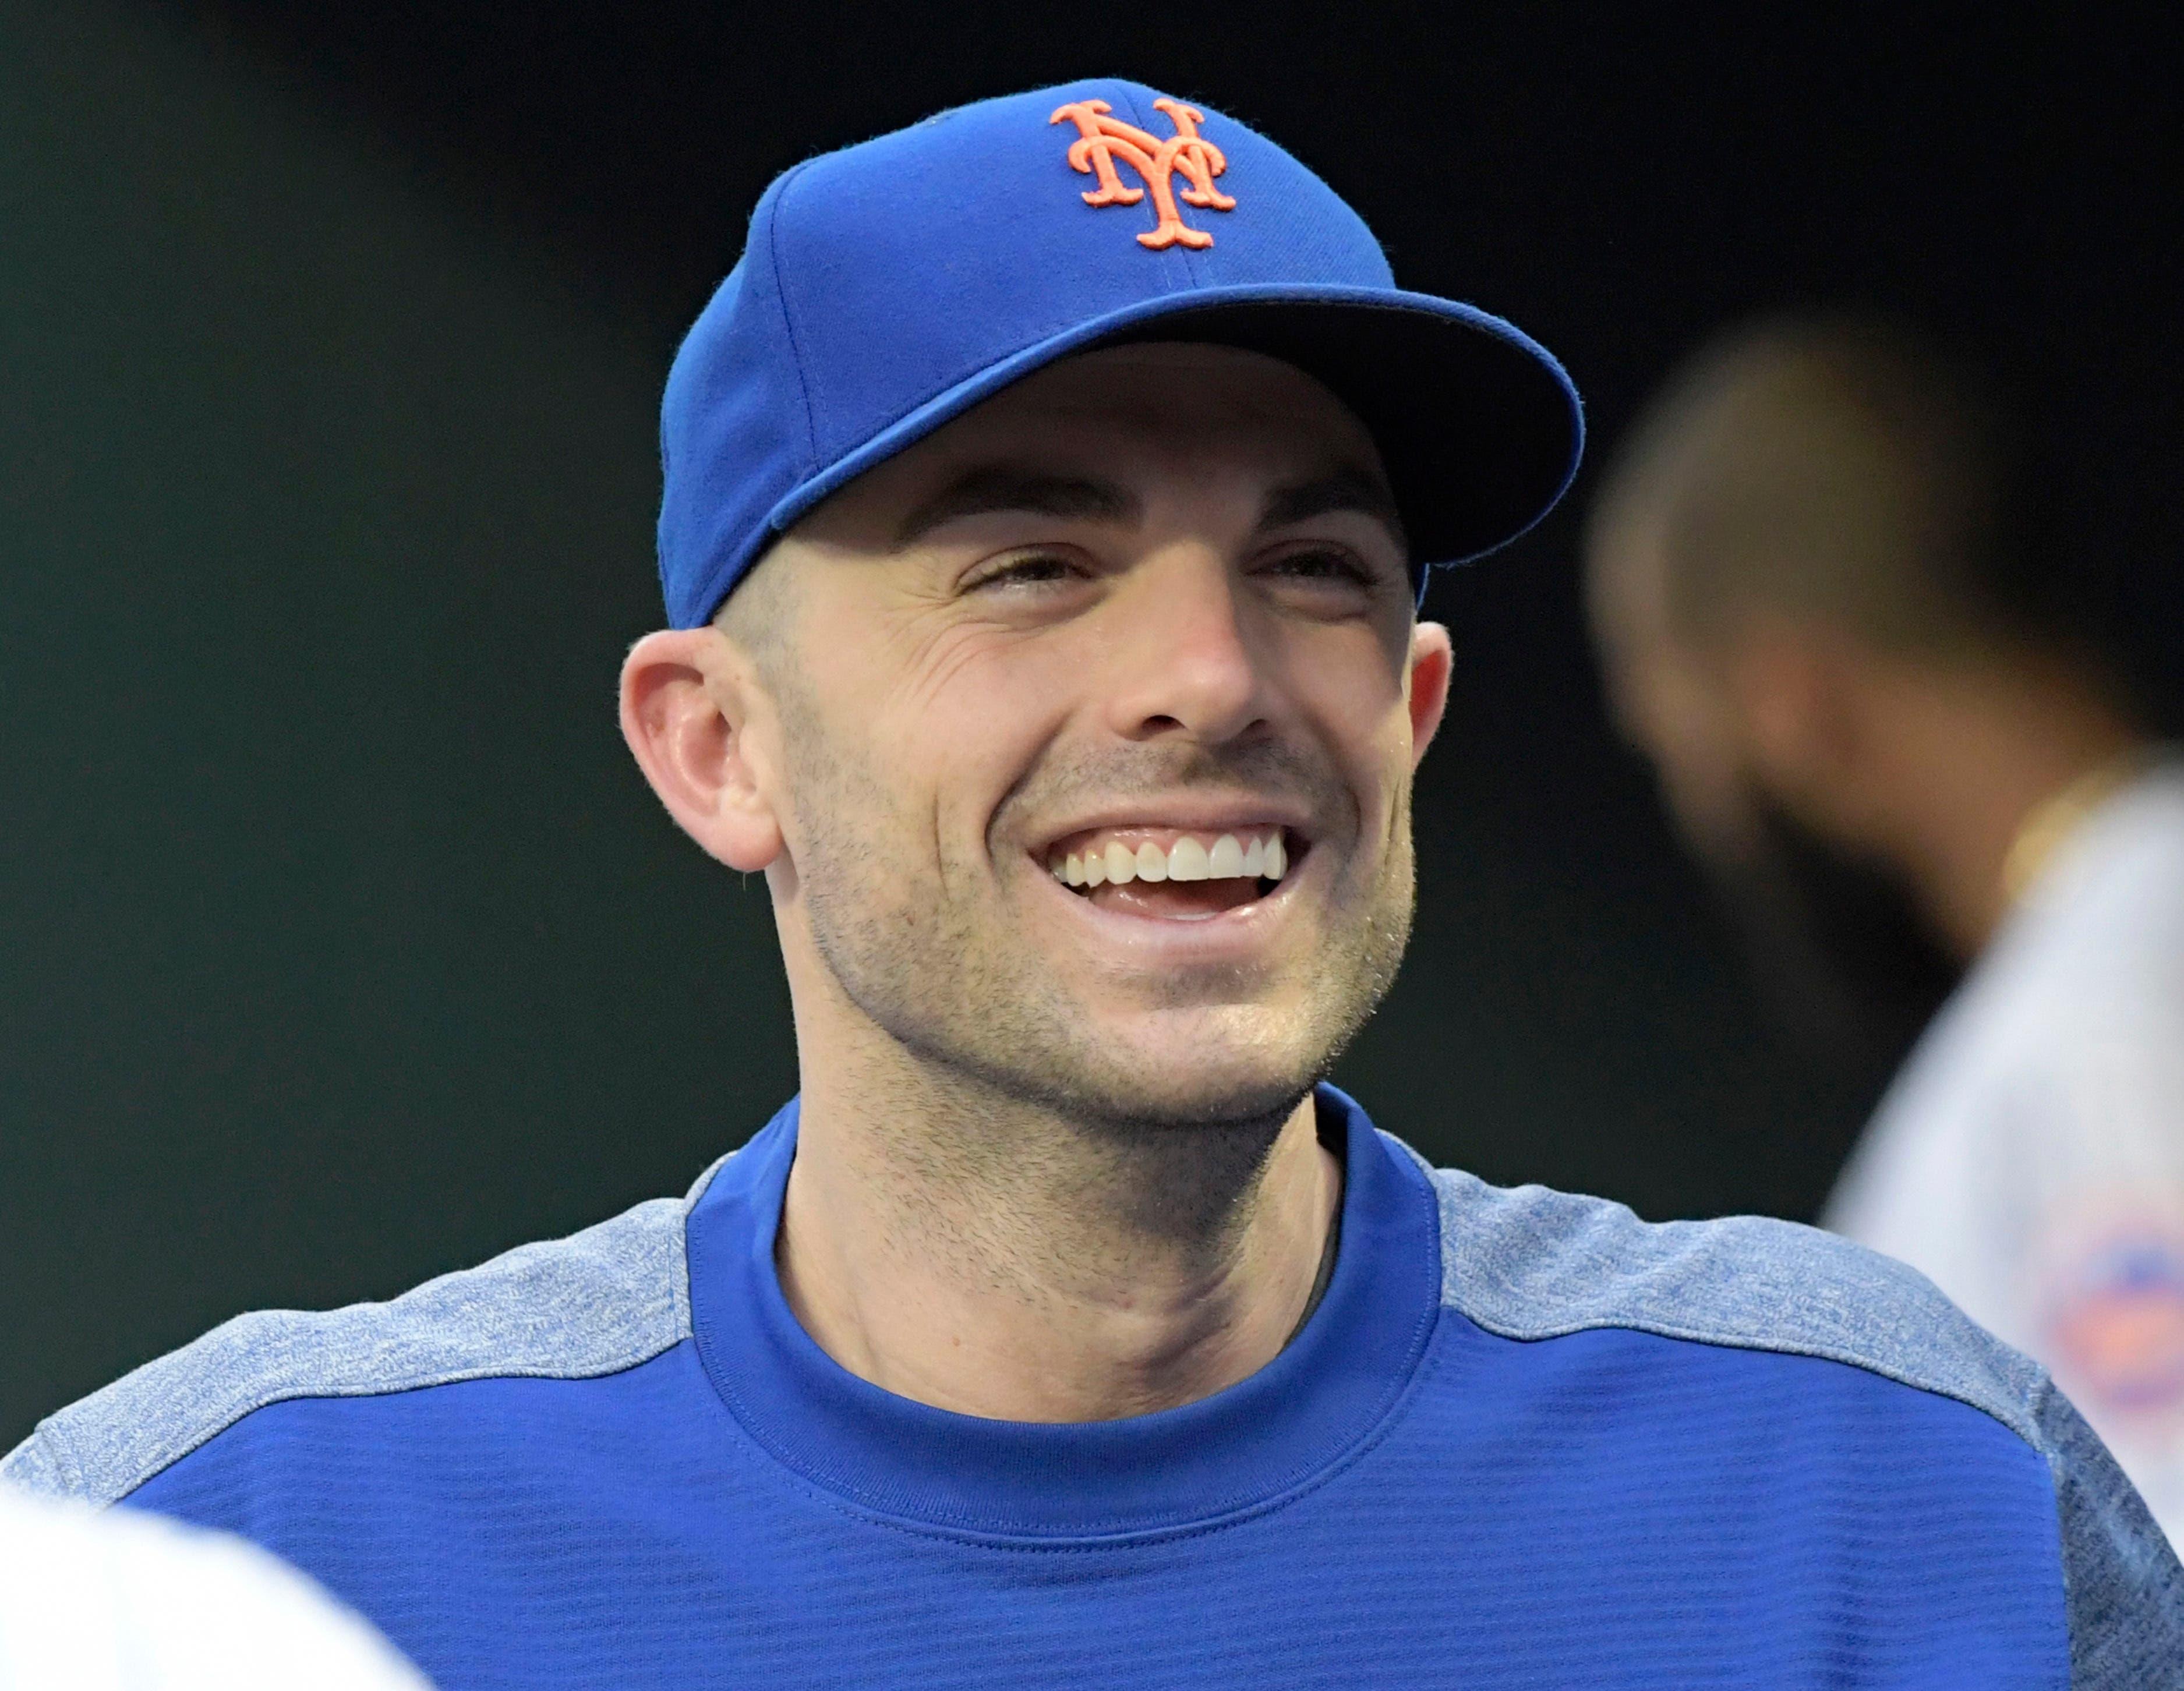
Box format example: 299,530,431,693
885,460,1405,554
1586,507,1673,637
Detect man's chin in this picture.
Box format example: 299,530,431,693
1008,1025,1330,1133
983,971,1388,1130
1052,1075,1320,1135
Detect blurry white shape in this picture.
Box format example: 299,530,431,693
1827,760,2184,1547
0,1486,430,1689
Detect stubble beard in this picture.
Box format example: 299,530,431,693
1705,776,1962,1072
783,700,1415,1161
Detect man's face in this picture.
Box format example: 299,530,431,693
744,343,1446,1128
1585,522,1957,1063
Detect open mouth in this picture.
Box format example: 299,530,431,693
1042,826,1300,920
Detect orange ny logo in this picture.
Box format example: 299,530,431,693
1049,97,1238,250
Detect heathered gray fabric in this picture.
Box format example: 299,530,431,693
0,1164,722,1504
1417,1155,2047,1438
1415,1151,2184,1688
2035,1378,2184,1688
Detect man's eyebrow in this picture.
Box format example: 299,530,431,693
892,467,1141,549
1259,466,1408,552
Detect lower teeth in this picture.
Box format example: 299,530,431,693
1075,878,1276,900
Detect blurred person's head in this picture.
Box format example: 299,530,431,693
1585,314,2150,1059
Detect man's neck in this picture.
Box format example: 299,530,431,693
773,1053,1343,1424
1864,660,2146,957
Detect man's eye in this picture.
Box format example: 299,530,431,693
963,554,1082,593
1264,549,1376,586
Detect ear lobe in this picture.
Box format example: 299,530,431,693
1406,621,1455,770
619,629,785,873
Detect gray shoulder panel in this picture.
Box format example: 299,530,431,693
1,1171,715,1506
2034,1379,2184,1687
1413,1151,2184,1685
1419,1156,2047,1439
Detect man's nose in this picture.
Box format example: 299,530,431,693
1100,549,1268,745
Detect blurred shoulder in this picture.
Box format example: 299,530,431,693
0,1165,723,1506
0,1486,429,1687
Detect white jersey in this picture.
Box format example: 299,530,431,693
1827,760,2184,1538
0,1487,427,1690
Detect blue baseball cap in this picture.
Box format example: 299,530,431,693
656,78,1583,628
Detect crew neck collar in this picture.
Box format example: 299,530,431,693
684,1084,1444,1541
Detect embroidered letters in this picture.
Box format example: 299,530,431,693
1049,97,1237,250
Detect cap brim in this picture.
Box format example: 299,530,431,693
1098,290,1582,568
764,283,1581,574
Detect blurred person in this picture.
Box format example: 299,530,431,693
1586,312,2184,1535
0,1487,428,1687
10,86,2181,1687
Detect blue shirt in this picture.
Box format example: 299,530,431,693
7,1088,2181,1686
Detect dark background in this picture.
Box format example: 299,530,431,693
2,2,2176,1445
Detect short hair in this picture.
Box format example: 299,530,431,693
1588,314,2042,659
711,543,797,682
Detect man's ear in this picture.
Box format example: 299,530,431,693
1724,617,1872,828
1406,621,1455,770
619,628,784,873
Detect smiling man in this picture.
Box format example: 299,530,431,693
667,342,1428,1427
8,82,2182,1688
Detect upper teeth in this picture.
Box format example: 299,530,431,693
1048,832,1289,889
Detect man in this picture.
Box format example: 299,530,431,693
0,1488,430,1688
1585,313,2184,1538
8,84,2180,1686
